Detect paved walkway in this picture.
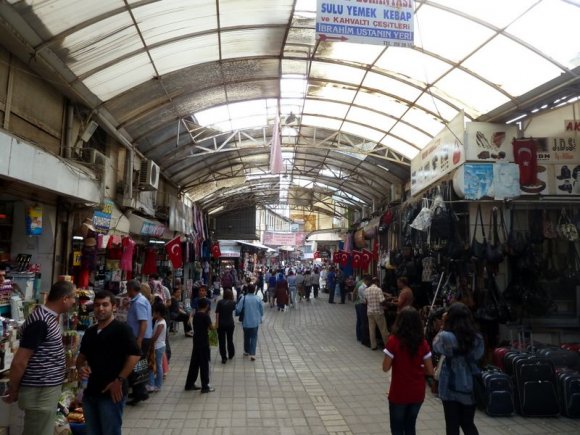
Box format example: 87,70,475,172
123,294,580,435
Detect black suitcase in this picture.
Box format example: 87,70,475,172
538,348,580,370
476,369,514,416
513,355,560,417
558,370,580,418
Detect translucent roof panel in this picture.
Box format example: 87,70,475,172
414,4,495,62
362,72,422,103
150,35,220,76
303,100,350,119
309,62,366,85
219,0,294,27
221,28,285,59
62,13,141,76
375,48,452,86
463,35,564,96
5,0,579,215
507,0,580,69
426,0,537,29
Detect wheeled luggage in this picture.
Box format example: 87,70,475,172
538,348,580,370
558,369,580,418
492,347,510,372
513,355,560,417
475,368,514,417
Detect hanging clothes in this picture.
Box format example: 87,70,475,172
143,247,158,275
120,236,136,272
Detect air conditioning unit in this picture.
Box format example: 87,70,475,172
139,159,160,191
81,148,107,166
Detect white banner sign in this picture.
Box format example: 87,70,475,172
410,111,465,196
263,231,297,246
465,122,518,162
315,0,414,47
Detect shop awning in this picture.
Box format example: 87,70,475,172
306,231,344,242
236,240,275,252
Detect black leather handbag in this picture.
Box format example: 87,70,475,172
471,205,487,260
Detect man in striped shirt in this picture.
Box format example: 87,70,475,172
3,281,76,435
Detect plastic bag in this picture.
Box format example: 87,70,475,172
410,199,432,232
209,329,218,347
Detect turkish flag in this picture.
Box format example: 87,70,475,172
361,249,373,269
165,236,183,269
352,250,362,269
332,251,340,263
339,250,350,267
211,242,221,259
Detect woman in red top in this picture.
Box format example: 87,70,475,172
383,307,434,435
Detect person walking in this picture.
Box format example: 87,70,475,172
433,303,484,435
295,269,305,302
275,274,289,311
327,267,336,303
3,281,75,435
184,299,215,393
236,285,264,361
147,302,167,393
311,268,320,298
303,270,312,302
383,307,434,435
125,279,153,406
287,270,297,308
365,277,389,351
215,288,236,364
76,291,141,435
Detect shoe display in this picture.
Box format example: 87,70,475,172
557,165,571,180
201,387,215,393
559,182,573,193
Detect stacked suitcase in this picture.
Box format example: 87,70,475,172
482,342,580,418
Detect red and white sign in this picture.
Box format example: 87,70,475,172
263,231,296,246
165,236,183,269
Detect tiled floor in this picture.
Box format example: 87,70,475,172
123,294,580,435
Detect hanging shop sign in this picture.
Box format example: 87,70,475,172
315,0,414,47
411,111,465,196
92,199,113,234
25,205,43,236
141,221,166,237
263,231,297,246
465,123,518,162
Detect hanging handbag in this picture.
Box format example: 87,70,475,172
486,207,504,264
543,209,558,239
471,205,487,260
528,209,544,245
410,198,433,232
507,209,527,256
558,208,579,242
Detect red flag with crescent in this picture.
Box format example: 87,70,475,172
339,250,350,267
352,250,362,268
211,242,221,259
165,236,183,269
332,251,340,263
361,249,373,269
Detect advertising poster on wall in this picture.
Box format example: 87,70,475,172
410,111,465,196
462,163,494,200
465,122,518,162
25,206,43,236
554,164,580,195
492,163,520,200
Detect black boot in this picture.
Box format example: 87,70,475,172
557,165,571,180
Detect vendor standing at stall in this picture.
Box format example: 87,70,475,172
0,269,24,298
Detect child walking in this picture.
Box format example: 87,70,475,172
147,302,167,393
184,298,215,393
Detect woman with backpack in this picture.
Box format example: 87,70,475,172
433,302,484,435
